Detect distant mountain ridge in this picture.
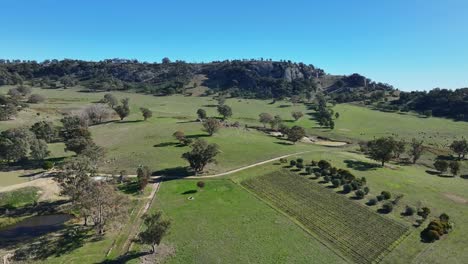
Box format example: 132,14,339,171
0,58,393,99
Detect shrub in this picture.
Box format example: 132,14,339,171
290,160,297,167
355,189,366,199
381,191,391,200
28,94,46,103
279,158,288,164
331,179,341,188
433,160,449,173
42,161,54,170
350,181,360,190
318,160,331,170
418,207,431,219
296,163,304,170
382,202,393,213
404,206,416,216
314,171,321,178
342,184,352,193
305,166,313,175
368,198,378,206
323,176,331,183
310,160,317,166
196,181,205,188
439,213,450,222
423,229,440,242
376,195,384,201
296,158,304,164
330,167,338,175
363,186,370,194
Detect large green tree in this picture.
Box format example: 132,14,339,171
367,137,398,166
182,139,219,174
139,211,171,253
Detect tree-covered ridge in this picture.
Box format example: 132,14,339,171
0,58,390,98
391,88,468,121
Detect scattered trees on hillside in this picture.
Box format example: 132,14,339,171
270,115,282,130
259,113,273,127
30,121,58,143
217,105,232,120
0,127,46,162
182,139,219,174
114,98,130,120
140,107,153,121
285,126,305,144
197,108,207,120
60,116,95,154
449,161,460,176
450,139,468,160
139,212,171,253
83,104,112,124
408,138,424,164
433,160,449,174
173,130,191,146
27,94,46,103
103,93,118,109
202,118,221,136
56,155,129,233
366,137,399,166
137,166,151,190
30,139,50,160
291,111,304,121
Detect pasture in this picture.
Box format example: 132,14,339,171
242,170,409,264
151,179,346,264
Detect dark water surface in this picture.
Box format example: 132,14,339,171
0,214,72,246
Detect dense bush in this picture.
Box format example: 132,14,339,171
305,166,313,175
376,195,384,201
310,160,317,166
318,160,331,170
421,214,452,243
381,191,392,200
355,189,366,199
404,206,416,216
196,181,205,188
382,202,394,213
42,160,54,170
332,179,342,188
279,158,288,164
27,94,46,103
342,184,352,193
290,160,297,167
368,198,378,206
296,158,304,164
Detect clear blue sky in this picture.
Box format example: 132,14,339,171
1,0,467,91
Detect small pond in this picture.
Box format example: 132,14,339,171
0,214,72,246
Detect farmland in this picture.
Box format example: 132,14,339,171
242,170,409,264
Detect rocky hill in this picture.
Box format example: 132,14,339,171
0,58,393,99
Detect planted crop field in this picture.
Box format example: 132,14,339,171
242,170,409,264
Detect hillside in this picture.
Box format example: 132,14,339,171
0,59,392,98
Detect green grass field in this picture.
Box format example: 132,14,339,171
242,170,409,264
152,179,346,264
1,86,468,264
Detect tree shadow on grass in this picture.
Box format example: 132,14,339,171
460,175,468,180
425,170,439,175
277,104,291,108
343,160,380,171
186,134,210,139
0,200,68,218
97,251,149,264
10,226,92,260
154,167,192,178
275,141,293,146
118,180,141,195
202,104,218,107
181,190,197,195
117,120,143,124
